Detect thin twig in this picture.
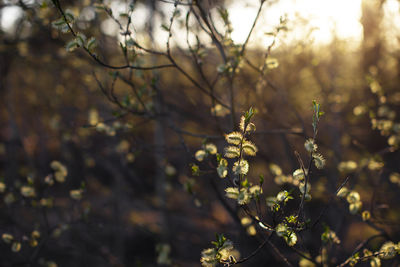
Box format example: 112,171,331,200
337,234,385,267
235,234,272,264
311,176,351,229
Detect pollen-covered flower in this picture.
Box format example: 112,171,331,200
211,104,230,117
379,241,398,260
165,164,176,176
232,160,249,175
217,158,228,178
2,233,14,244
362,210,371,221
204,143,217,154
249,185,262,196
275,223,287,237
337,187,349,198
293,169,306,181
224,146,240,158
299,182,311,194
321,228,340,244
200,248,218,267
20,186,35,198
0,182,6,193
44,174,54,186
349,201,362,214
242,140,257,156
200,239,236,267
285,231,297,247
269,163,282,176
51,161,68,183
225,187,239,200
388,135,400,147
338,161,357,173
274,175,288,185
11,241,21,252
31,231,40,239
276,190,292,203
239,116,256,133
195,150,206,161
304,138,317,152
368,159,384,171
225,132,243,145
346,191,360,204
313,153,325,169
389,172,400,184
70,189,83,200
237,188,251,205
276,224,297,246
241,217,252,227
218,240,234,262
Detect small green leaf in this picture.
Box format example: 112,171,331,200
285,215,298,224
52,18,66,27
75,33,87,47
86,37,97,52
64,9,75,23
190,164,200,176
217,7,229,24
259,174,264,186
161,24,169,31
244,107,254,123
65,39,78,52
122,95,131,107
241,178,249,188
119,42,127,55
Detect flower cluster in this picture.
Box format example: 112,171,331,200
200,234,239,267
337,188,363,214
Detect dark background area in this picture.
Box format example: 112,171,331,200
1,0,400,266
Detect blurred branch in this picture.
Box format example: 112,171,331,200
51,0,174,71
337,234,385,267
311,176,351,229
236,0,265,69
92,72,152,117
193,2,227,63
235,233,271,264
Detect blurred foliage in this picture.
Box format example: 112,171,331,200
0,0,400,266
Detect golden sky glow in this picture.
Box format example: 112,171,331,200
229,0,364,46
1,0,399,49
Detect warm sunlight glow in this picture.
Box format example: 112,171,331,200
0,5,23,33
383,0,400,50
229,0,363,46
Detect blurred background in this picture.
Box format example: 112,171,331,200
1,0,400,266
